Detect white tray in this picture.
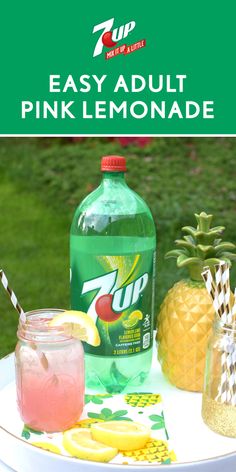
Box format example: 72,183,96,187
0,352,235,472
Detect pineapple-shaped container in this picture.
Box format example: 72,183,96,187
157,212,236,392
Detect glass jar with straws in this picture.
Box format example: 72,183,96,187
202,261,236,437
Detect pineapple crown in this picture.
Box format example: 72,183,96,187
166,212,236,281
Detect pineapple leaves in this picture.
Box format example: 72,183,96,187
204,257,225,266
149,412,169,440
85,394,113,405
183,235,195,244
197,244,213,253
195,212,213,232
177,255,200,268
21,425,43,439
214,238,222,246
165,212,236,281
175,239,195,254
88,408,131,421
181,226,197,238
165,250,186,259
209,226,225,233
219,252,236,261
215,242,236,252
196,244,216,259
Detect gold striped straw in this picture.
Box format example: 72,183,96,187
202,267,221,317
232,288,236,328
221,262,231,325
231,289,236,405
214,262,232,403
215,262,225,320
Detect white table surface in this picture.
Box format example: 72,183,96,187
0,459,15,471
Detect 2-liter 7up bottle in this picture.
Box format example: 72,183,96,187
70,156,156,392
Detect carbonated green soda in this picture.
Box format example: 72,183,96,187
70,155,156,392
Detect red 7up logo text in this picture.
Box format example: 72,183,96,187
82,270,148,322
92,18,136,57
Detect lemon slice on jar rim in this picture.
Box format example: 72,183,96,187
49,310,100,347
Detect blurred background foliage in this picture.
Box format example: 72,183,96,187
0,137,236,356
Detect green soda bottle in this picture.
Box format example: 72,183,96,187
70,156,156,393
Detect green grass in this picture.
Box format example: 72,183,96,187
0,175,70,357
0,137,236,356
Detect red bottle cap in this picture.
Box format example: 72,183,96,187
101,155,127,172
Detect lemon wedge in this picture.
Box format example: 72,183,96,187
91,421,150,451
63,428,118,462
49,310,100,347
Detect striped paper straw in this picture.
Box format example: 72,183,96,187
232,344,236,406
0,269,48,370
226,339,234,404
215,261,227,322
0,270,26,322
202,268,221,317
232,288,236,328
216,345,228,403
214,262,233,403
215,332,234,405
231,290,236,405
221,262,232,325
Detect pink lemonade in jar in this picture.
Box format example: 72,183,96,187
15,309,84,432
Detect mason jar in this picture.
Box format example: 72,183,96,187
15,308,84,432
202,321,236,437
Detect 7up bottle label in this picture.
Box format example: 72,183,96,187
71,251,155,356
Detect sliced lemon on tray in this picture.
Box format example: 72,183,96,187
49,310,100,347
91,421,150,451
63,428,118,462
31,442,61,454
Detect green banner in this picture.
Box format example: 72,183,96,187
0,0,235,134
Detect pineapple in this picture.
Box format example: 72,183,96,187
125,393,161,407
157,212,236,392
122,439,176,463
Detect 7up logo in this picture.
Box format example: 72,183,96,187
92,18,136,57
82,270,148,323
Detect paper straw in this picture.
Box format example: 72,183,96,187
0,270,26,322
216,345,228,403
0,269,48,370
232,288,236,328
214,263,233,403
226,339,234,404
221,262,232,325
215,262,227,322
232,345,236,406
202,268,221,317
231,290,236,405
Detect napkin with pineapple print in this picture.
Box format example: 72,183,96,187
21,392,176,465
